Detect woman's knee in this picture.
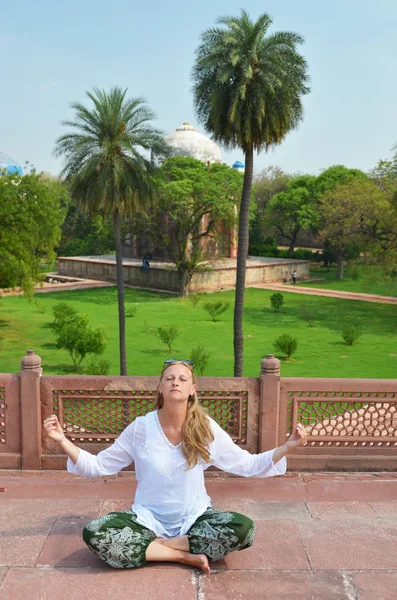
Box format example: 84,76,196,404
238,516,256,549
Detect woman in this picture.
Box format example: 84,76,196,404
43,359,307,573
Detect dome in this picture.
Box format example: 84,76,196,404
165,123,222,164
232,160,245,173
0,151,23,175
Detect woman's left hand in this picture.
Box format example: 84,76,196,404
286,423,308,449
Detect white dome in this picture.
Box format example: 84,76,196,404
165,123,222,163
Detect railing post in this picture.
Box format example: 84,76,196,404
259,354,281,452
20,350,42,469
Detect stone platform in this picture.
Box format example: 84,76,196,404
0,471,396,599
58,255,310,294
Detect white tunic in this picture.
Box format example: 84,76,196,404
67,410,286,538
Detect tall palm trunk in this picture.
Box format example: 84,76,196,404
113,209,127,375
233,146,254,376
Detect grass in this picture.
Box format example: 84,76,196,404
0,286,396,378
302,265,397,297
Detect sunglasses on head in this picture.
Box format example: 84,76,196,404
163,358,194,368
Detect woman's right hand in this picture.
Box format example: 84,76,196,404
43,415,66,443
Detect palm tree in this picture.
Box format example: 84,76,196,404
54,87,168,375
193,10,310,376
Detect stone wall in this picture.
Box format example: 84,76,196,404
1,351,396,471
58,257,310,294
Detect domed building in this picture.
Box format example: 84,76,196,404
232,160,245,173
124,122,238,260
165,123,222,164
0,151,22,175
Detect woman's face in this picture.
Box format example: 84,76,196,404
159,363,196,404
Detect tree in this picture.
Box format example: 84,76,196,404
54,87,169,375
58,197,115,256
249,166,292,252
0,170,67,293
319,178,391,279
193,10,309,375
54,313,107,370
266,174,319,256
154,156,242,296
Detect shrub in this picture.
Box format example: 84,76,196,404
203,300,230,322
274,334,298,359
300,304,317,327
188,293,200,307
52,302,78,333
342,321,361,346
126,305,138,318
190,344,210,376
83,359,111,375
54,313,107,369
270,292,284,312
35,300,46,313
156,326,179,353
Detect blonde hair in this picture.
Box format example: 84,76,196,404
155,362,214,469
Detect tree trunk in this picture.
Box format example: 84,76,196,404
233,146,254,377
113,209,127,375
178,268,189,297
287,242,295,258
336,251,344,279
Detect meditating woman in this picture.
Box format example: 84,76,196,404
43,359,307,573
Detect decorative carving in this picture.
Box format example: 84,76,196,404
286,391,397,447
52,389,248,445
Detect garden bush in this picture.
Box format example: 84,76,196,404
342,321,361,346
54,314,107,370
300,304,317,327
190,344,210,376
203,300,230,322
270,292,284,312
273,334,298,359
83,359,111,375
156,326,179,353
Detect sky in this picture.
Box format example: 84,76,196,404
1,0,397,177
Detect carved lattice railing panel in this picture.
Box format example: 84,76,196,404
286,391,397,447
52,389,248,445
0,386,5,445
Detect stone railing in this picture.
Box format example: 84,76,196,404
0,351,396,471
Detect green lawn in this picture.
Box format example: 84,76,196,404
1,286,396,378
302,266,397,297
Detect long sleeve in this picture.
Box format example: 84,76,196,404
67,421,136,478
209,418,287,478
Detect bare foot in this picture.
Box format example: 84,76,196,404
180,552,210,574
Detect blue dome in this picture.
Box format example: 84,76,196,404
232,160,245,169
0,151,23,175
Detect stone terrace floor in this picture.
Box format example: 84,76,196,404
0,471,396,600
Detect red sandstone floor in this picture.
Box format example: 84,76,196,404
0,471,396,599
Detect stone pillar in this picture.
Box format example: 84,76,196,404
20,350,42,470
259,354,281,452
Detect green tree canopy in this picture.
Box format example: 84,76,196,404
0,171,67,293
193,9,309,375
266,174,319,256
249,166,292,251
153,156,243,296
319,178,392,279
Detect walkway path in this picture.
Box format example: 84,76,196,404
0,470,396,599
251,282,397,305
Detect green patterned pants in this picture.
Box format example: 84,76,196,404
83,507,255,569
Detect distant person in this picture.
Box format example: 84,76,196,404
291,270,297,285
43,359,308,573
